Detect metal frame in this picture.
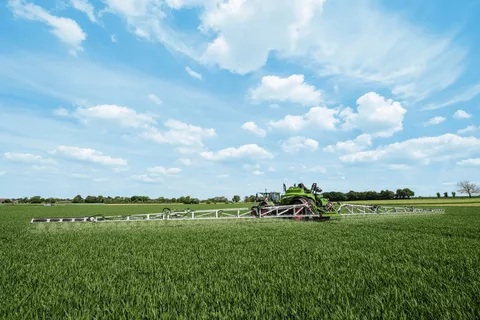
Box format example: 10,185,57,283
30,203,444,223
30,204,315,223
336,203,445,215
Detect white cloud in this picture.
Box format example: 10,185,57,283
71,173,90,179
252,170,264,175
177,158,192,166
268,166,276,172
93,178,109,183
71,0,97,23
241,121,266,137
147,166,182,175
248,74,322,106
53,107,70,117
281,136,319,153
423,84,480,110
243,163,260,171
268,106,339,132
185,66,202,80
111,34,117,43
73,104,158,129
339,92,406,137
131,174,163,183
457,125,479,135
131,165,181,183
201,144,274,160
424,116,446,126
453,110,472,119
340,134,480,165
387,164,411,170
148,94,162,105
4,152,56,164
323,134,372,153
457,158,480,166
216,174,229,178
52,146,127,166
289,164,326,173
101,0,466,101
8,0,87,55
141,119,215,147
0,171,6,177
195,0,464,100
101,0,199,58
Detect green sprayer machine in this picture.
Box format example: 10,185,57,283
31,182,445,224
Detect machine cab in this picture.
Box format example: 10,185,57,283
255,191,281,203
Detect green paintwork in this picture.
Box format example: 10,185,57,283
280,183,334,214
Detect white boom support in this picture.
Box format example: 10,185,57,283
30,203,444,223
336,203,445,215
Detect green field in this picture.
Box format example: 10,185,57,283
1,203,479,319
347,197,480,206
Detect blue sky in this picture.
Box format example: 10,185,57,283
0,0,479,199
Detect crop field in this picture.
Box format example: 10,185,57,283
348,197,480,206
1,203,479,319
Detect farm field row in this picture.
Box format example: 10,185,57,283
1,204,479,318
346,198,480,206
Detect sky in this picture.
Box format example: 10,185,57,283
0,0,479,199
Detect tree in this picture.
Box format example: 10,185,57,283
232,195,240,203
443,192,448,198
457,181,480,198
395,189,405,199
73,195,84,203
403,188,414,199
451,191,456,198
29,196,44,203
436,192,440,198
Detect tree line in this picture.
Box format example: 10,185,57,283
2,181,478,204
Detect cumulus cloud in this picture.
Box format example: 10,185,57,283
340,134,480,165
457,125,479,135
141,119,216,147
453,110,472,119
281,136,319,153
52,146,127,166
8,0,87,55
248,74,322,106
148,94,162,105
241,121,266,137
73,104,158,128
4,152,57,164
339,92,407,137
196,0,464,100
54,104,214,151
200,144,274,160
268,106,339,132
102,0,466,101
323,134,372,153
131,174,163,183
147,166,182,175
457,158,480,166
424,116,446,126
185,66,202,79
177,158,192,166
53,107,70,117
